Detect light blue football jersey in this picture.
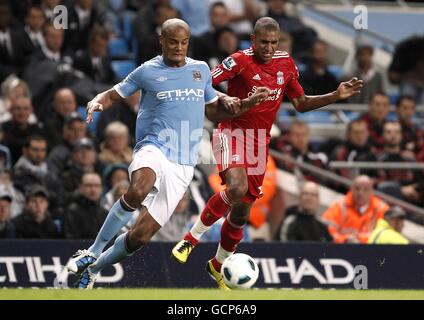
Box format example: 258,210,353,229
114,55,218,166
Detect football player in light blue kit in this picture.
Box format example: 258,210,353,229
65,19,269,289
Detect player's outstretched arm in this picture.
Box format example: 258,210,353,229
206,87,270,122
86,88,122,123
290,77,363,113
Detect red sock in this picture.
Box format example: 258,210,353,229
200,191,232,226
184,232,199,246
211,257,222,272
220,216,244,253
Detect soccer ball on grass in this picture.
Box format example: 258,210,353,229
221,253,259,289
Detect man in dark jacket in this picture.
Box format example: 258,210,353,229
279,182,332,242
13,185,61,239
0,192,15,238
63,172,107,239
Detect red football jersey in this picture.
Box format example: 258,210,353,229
211,47,304,143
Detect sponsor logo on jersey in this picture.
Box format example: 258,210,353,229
156,89,204,101
222,57,237,71
277,71,284,85
155,76,168,82
252,74,261,81
192,70,202,81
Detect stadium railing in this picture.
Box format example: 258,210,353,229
269,149,424,224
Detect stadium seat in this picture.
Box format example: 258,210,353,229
239,40,251,50
108,38,130,58
328,65,343,80
122,12,133,41
112,60,136,80
388,90,399,105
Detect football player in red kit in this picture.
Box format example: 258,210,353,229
172,17,363,289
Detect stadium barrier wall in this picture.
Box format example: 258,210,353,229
0,240,423,289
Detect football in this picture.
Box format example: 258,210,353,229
221,253,259,289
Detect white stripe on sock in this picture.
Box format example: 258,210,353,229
215,243,234,264
189,217,212,240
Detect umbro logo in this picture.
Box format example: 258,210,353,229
252,74,261,81
155,76,168,82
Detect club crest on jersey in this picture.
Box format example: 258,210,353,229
193,70,202,81
222,57,237,71
277,71,284,85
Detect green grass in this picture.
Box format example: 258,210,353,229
1,288,424,300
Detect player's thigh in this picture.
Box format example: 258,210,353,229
144,162,194,227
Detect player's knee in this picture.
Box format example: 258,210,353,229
127,229,150,250
227,182,248,202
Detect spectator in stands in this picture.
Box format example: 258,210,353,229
43,88,78,147
46,112,87,178
300,40,339,95
0,168,24,219
99,121,132,165
13,185,61,239
389,35,424,104
63,172,107,239
279,182,332,242
395,95,424,158
31,22,66,64
368,206,409,245
102,163,130,194
63,0,107,53
344,44,384,104
1,96,43,165
206,27,240,70
330,119,377,181
151,190,194,241
359,91,390,152
191,2,231,61
278,30,293,54
95,90,139,145
274,120,328,182
214,0,259,37
73,25,115,85
101,178,129,211
0,0,34,82
23,5,46,52
171,0,210,37
264,0,316,62
377,121,423,205
0,143,11,171
0,76,34,124
40,0,60,21
323,175,389,244
13,135,61,198
135,3,179,64
0,191,14,238
61,137,103,199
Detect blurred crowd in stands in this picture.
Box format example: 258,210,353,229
0,0,423,245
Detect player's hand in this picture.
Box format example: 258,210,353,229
220,95,242,114
86,100,104,123
248,87,270,106
336,77,363,100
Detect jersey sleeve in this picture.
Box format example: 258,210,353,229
204,68,219,105
284,57,305,100
211,52,243,86
113,64,145,98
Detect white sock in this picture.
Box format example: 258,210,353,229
189,217,212,240
215,243,234,264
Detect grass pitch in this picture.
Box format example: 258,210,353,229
1,288,424,300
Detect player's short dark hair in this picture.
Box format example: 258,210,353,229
253,17,280,36
396,94,416,108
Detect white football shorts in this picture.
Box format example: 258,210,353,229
128,144,194,226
